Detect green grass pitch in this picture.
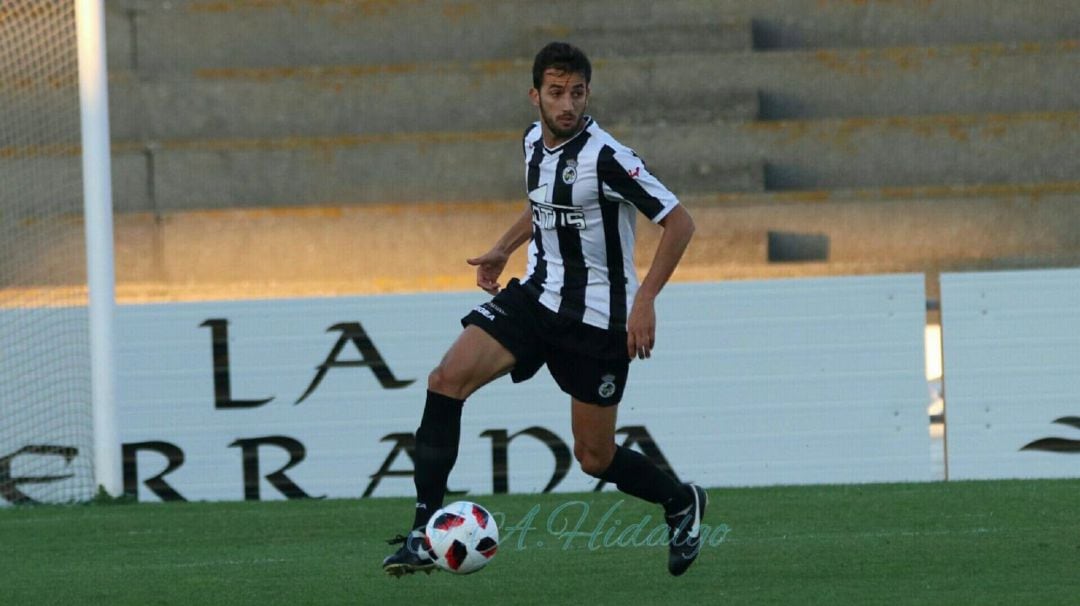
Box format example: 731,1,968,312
2,479,1078,605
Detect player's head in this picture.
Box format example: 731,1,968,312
531,41,592,89
530,42,591,141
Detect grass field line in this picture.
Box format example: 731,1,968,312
725,525,1006,544
123,527,181,535
111,558,296,571
168,558,293,569
735,522,1079,544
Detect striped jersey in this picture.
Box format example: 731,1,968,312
520,117,680,332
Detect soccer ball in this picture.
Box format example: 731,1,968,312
424,501,499,574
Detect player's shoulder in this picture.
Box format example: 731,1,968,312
522,122,541,145
585,119,639,162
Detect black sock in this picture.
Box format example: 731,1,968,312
411,390,465,530
598,445,692,516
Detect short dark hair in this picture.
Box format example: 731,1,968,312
532,42,592,89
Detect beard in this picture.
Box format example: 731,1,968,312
539,104,586,140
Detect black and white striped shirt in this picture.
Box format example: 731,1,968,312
520,117,680,332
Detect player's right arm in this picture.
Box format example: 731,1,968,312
466,206,533,294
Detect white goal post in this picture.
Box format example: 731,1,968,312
76,0,120,498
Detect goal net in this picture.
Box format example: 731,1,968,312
0,0,95,505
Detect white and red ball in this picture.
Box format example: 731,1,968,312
424,501,499,574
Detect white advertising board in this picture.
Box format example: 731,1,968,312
2,274,933,505
638,275,932,487
942,268,1080,480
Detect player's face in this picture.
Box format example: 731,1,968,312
531,68,589,144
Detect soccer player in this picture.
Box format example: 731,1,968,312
383,42,704,577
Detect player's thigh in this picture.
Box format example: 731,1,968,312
429,324,516,399
570,398,618,472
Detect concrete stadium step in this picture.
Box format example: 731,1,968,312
684,111,1080,190
99,40,1080,141
107,0,750,73
104,0,1080,74
679,182,1080,268
12,182,1080,293
105,59,759,141
722,0,1080,49
0,134,763,214
12,39,1075,141
118,111,1079,210
0,150,148,217
124,130,765,212
741,41,1080,119
90,181,1080,297
6,111,1077,212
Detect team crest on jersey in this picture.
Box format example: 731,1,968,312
562,160,578,185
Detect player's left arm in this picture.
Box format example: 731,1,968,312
596,144,695,360
467,206,533,295
627,204,695,360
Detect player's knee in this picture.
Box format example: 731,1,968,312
574,441,615,477
427,364,471,400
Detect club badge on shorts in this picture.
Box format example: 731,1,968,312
598,373,617,398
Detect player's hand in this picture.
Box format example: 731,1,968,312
467,249,509,295
626,294,656,360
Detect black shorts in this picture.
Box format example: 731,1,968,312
461,278,630,406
